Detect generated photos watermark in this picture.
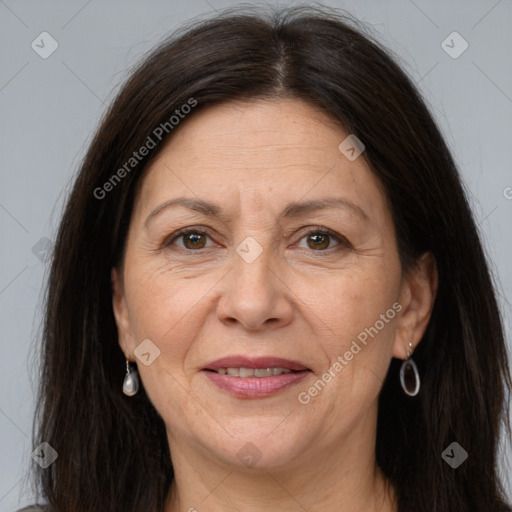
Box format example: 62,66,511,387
298,301,402,404
94,97,198,200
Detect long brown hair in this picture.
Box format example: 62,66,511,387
28,5,511,511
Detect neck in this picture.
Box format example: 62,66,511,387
164,407,397,512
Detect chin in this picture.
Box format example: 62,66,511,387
199,418,314,470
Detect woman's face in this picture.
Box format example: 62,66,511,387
112,98,429,471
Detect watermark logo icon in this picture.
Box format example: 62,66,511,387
32,442,58,469
441,32,468,59
134,338,161,366
442,442,468,468
32,237,53,263
237,442,262,468
236,236,263,264
31,32,59,59
338,134,365,161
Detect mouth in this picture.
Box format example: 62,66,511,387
201,356,312,398
203,355,310,372
206,367,298,377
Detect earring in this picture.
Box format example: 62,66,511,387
400,341,420,397
122,358,139,396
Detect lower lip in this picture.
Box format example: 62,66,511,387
202,370,310,398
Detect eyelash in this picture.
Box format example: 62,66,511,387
163,226,350,254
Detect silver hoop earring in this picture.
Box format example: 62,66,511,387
122,358,139,396
400,341,420,397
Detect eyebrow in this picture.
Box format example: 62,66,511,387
145,196,369,228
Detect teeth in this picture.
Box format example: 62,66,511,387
239,367,254,378
255,368,273,377
216,367,293,377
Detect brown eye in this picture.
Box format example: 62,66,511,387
166,229,212,250
181,231,207,249
306,232,331,250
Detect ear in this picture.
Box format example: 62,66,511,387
392,252,438,359
111,267,134,358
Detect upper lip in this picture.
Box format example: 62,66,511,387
202,356,310,371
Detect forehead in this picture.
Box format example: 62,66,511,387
159,98,347,168
132,98,389,224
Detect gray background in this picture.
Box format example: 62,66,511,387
1,0,511,509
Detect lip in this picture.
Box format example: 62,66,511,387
201,355,311,399
203,370,310,398
202,356,309,372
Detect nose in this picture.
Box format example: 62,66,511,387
216,240,294,332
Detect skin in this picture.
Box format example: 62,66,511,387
112,98,438,512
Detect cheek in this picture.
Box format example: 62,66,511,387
121,262,206,383
302,262,400,353
297,259,401,413
124,252,210,336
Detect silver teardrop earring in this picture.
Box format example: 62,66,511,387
122,358,139,396
400,341,420,397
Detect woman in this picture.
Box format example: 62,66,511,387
24,4,511,512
